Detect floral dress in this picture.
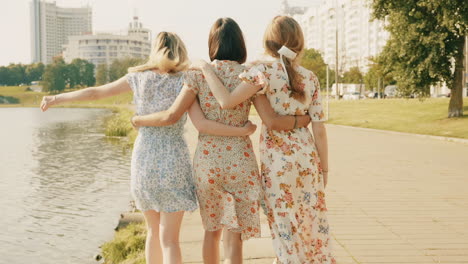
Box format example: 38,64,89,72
127,71,198,213
184,60,261,240
240,61,336,263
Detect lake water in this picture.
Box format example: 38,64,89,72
0,108,132,264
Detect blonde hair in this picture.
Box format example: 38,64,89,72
128,32,189,73
264,16,305,101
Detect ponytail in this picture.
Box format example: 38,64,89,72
263,16,306,102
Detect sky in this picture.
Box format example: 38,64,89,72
0,0,317,66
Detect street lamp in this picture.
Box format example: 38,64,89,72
326,64,330,120
334,0,339,100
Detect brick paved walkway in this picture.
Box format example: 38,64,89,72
180,116,468,264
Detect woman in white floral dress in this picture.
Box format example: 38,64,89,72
195,16,336,264
40,32,254,264
132,18,311,264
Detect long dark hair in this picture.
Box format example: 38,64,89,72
208,17,247,64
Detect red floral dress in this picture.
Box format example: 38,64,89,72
184,60,261,240
240,60,336,263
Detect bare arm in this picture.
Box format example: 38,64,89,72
199,63,260,109
188,100,256,136
312,122,328,187
40,76,131,111
253,95,310,131
132,88,197,127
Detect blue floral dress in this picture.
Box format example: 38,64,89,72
127,71,198,213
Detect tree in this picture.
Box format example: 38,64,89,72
96,64,109,85
0,67,8,85
0,63,43,86
301,48,335,90
66,58,95,88
372,0,467,117
5,64,26,85
42,57,67,93
109,57,144,82
342,66,363,84
25,63,45,83
364,57,396,92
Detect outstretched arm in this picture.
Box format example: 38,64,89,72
253,95,310,131
131,88,197,127
40,76,131,111
196,61,260,109
188,100,256,136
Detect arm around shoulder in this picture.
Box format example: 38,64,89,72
188,100,256,136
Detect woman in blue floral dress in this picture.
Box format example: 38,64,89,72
40,32,253,264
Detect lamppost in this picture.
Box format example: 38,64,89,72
326,64,330,120
334,0,340,100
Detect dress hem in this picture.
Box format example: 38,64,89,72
136,203,198,213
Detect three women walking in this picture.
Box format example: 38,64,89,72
41,15,335,264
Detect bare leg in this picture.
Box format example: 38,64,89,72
203,229,223,264
159,211,185,264
223,229,243,264
143,210,163,264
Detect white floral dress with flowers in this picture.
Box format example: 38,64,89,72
240,60,336,264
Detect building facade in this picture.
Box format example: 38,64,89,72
30,0,92,64
63,16,151,66
292,0,389,74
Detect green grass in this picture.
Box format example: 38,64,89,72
327,98,468,139
101,223,146,264
0,86,47,106
104,107,138,145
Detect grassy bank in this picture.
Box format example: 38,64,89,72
104,106,137,146
326,98,468,139
101,223,146,264
0,86,47,106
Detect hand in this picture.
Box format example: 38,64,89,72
189,59,210,70
130,115,139,129
40,95,57,112
243,120,257,136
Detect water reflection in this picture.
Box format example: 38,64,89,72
0,108,132,264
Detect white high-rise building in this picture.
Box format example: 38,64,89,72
30,0,92,64
63,16,151,66
293,0,389,73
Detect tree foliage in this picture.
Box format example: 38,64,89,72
109,57,145,82
66,58,95,88
96,64,109,85
371,0,467,117
364,56,396,91
342,66,363,84
25,63,45,83
301,48,335,90
0,63,44,86
42,57,67,93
